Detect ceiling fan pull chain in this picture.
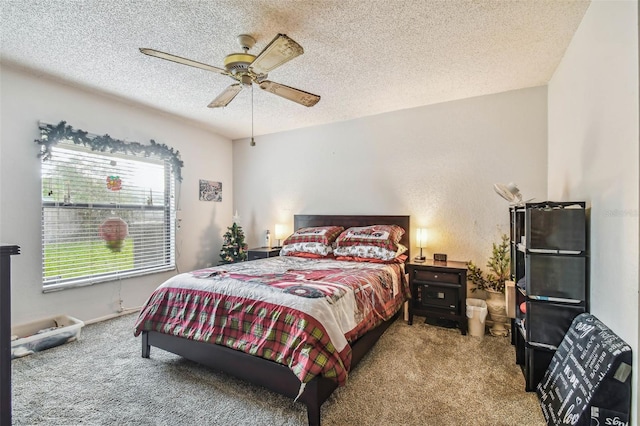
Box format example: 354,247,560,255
250,85,256,146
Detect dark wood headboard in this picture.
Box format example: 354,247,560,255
294,214,410,259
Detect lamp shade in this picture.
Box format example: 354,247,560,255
416,228,428,248
274,224,287,241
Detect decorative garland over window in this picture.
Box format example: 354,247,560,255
35,121,184,181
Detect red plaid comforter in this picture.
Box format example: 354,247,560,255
134,256,408,387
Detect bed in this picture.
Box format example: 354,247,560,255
134,214,410,425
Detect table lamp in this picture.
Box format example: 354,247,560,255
274,224,287,247
415,228,427,262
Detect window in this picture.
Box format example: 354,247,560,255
41,140,175,291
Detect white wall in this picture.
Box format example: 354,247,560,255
547,0,639,419
233,87,549,284
0,64,234,324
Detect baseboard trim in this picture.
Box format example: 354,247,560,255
84,307,141,325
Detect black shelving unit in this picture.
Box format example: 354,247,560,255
510,202,588,391
1,244,20,426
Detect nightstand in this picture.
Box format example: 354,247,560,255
407,259,468,335
247,247,281,261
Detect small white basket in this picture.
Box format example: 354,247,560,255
11,315,84,359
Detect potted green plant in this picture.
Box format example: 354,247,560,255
468,234,510,336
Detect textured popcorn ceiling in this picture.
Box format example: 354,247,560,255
1,0,590,140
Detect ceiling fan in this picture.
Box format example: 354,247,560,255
139,33,320,108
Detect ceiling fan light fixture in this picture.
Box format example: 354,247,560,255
224,53,256,74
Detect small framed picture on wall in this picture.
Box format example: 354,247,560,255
199,180,222,202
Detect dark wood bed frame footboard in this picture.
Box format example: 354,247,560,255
141,214,410,426
141,310,400,425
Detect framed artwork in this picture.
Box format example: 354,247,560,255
199,180,222,202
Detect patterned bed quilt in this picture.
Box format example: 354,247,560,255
134,256,409,387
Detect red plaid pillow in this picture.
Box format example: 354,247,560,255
282,226,344,246
335,225,405,252
335,254,408,264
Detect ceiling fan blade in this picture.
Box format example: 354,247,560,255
207,84,243,108
249,34,304,75
258,80,320,107
140,48,229,75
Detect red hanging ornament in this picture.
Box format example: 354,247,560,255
99,217,129,252
106,176,122,191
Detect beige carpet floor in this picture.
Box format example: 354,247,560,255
11,312,546,425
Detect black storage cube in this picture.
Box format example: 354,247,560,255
526,204,586,252
526,254,586,300
525,346,555,392
526,301,586,347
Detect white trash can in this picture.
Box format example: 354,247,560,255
466,298,488,338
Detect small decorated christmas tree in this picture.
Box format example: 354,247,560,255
219,222,248,264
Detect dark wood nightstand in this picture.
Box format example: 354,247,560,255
407,259,468,335
247,247,281,261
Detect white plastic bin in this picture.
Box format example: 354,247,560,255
11,315,84,359
466,298,488,338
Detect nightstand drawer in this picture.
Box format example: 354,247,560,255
419,283,458,310
413,269,461,284
247,247,281,261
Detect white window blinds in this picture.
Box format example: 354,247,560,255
41,141,175,291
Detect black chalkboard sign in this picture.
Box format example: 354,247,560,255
537,313,632,426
